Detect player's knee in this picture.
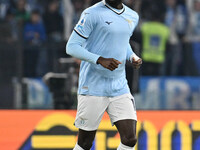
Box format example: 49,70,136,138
78,139,93,150
121,135,137,147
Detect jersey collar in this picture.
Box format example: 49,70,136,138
103,0,125,15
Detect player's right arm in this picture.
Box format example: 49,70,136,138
66,9,121,71
66,31,100,64
66,32,121,71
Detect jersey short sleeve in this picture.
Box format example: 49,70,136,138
74,9,96,39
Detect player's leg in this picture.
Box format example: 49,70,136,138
73,95,109,150
107,94,137,150
74,129,96,150
115,120,137,149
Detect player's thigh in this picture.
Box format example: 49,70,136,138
77,129,96,147
75,95,109,131
114,119,137,140
107,93,137,126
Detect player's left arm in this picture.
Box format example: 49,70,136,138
126,12,142,69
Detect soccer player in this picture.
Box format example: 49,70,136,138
66,0,142,149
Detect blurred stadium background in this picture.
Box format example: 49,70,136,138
0,0,200,149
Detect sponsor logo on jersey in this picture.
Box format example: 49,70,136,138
105,21,113,25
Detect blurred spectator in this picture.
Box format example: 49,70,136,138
186,0,200,75
63,0,73,40
1,0,200,110
25,0,46,13
0,0,15,19
15,0,30,22
1,0,200,77
5,10,18,42
0,9,18,43
24,10,46,44
90,0,101,6
43,0,64,42
164,0,188,75
140,0,165,21
141,7,170,76
123,0,134,9
23,10,47,77
71,0,85,29
132,0,141,12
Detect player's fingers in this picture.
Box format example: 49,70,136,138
133,60,142,65
132,58,142,63
113,59,122,65
132,63,139,66
135,63,142,67
111,60,119,66
110,59,119,66
132,62,138,65
137,59,143,64
109,64,117,70
107,66,115,71
111,62,119,68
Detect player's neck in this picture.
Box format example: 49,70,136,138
105,0,123,9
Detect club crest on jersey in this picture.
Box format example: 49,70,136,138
125,19,133,28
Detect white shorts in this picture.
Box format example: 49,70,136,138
74,93,137,131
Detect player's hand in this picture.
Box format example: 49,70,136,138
97,57,122,71
132,58,142,69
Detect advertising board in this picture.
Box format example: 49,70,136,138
0,111,199,150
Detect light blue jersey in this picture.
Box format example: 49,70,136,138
66,0,139,97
